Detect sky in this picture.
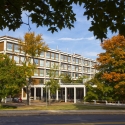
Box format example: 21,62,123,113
0,4,115,60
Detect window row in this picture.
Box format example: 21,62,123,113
7,42,45,57
46,52,59,60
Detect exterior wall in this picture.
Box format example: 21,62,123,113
0,36,97,84
0,36,97,102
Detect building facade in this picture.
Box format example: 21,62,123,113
0,36,97,103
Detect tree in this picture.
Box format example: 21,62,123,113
19,32,49,105
95,35,125,101
83,0,125,41
0,54,26,102
45,65,60,104
1,1,125,41
60,73,72,84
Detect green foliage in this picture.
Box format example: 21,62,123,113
46,65,60,94
83,0,125,41
1,1,125,41
0,54,27,100
60,73,72,83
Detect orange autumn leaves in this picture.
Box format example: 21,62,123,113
96,35,125,95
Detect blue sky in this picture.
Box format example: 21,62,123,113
0,5,115,60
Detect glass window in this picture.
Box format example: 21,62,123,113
55,54,59,60
14,44,19,52
51,62,54,67
40,52,44,57
14,56,19,63
34,59,39,65
46,61,50,68
72,73,75,78
56,71,59,77
7,42,13,51
46,70,49,76
40,60,44,67
64,55,67,61
76,58,78,64
55,62,59,67
51,53,55,59
46,52,50,59
68,56,71,62
20,56,25,63
61,55,63,61
40,69,44,76
64,64,67,70
34,69,38,76
72,65,75,71
68,65,71,70
75,73,78,78
75,66,78,71
87,68,90,72
79,59,81,64
61,63,64,69
72,57,75,64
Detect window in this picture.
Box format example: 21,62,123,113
46,61,50,68
46,70,49,76
14,44,19,52
51,53,55,59
7,42,13,51
76,58,78,64
55,53,59,60
14,56,19,63
61,55,63,61
64,55,67,62
46,52,50,59
34,69,38,76
72,65,75,71
40,52,44,57
68,56,71,62
79,59,81,64
34,59,39,65
72,57,75,64
51,61,54,67
68,65,71,70
56,71,59,77
40,60,44,67
75,66,78,71
55,62,59,67
64,64,67,70
40,69,44,76
20,56,25,63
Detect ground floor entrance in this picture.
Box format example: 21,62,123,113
22,85,86,103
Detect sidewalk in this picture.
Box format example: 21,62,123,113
1,109,125,116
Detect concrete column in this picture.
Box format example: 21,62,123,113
21,88,23,99
41,87,43,99
56,89,58,101
48,89,51,100
83,86,86,97
74,87,76,103
65,87,67,103
34,87,36,100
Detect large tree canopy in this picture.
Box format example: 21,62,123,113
1,0,125,41
95,35,125,100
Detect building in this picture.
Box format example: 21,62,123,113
0,36,97,103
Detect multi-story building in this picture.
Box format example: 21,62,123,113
0,36,97,103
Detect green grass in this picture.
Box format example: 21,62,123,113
0,103,125,110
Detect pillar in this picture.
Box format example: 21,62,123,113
41,87,43,99
21,88,23,99
83,86,86,97
74,87,76,103
65,87,67,103
56,89,58,101
34,87,36,100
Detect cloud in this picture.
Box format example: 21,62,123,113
58,37,95,41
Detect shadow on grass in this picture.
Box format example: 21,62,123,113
0,104,17,109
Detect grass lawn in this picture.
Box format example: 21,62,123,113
0,102,125,110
